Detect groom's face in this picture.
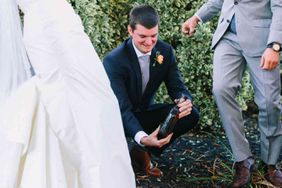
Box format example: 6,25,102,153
128,24,158,54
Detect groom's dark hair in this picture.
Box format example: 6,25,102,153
129,5,159,30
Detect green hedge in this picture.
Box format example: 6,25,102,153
70,0,254,131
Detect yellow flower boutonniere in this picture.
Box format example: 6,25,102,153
153,51,164,66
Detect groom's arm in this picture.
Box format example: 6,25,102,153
163,45,196,119
103,54,145,140
164,45,192,101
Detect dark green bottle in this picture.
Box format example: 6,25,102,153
157,96,187,139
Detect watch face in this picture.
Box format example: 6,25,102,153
273,43,280,52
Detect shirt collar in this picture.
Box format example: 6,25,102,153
132,40,151,58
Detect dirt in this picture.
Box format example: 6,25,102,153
131,113,282,188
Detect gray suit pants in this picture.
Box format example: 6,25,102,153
212,32,282,164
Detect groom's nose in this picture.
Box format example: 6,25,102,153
144,38,154,46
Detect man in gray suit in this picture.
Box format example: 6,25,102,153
182,0,282,187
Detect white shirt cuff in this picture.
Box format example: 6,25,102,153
134,131,148,147
194,14,203,23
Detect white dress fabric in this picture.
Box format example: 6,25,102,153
0,0,32,104
0,0,135,187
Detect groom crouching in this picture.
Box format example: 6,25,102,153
103,4,199,177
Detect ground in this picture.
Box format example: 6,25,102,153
130,112,282,188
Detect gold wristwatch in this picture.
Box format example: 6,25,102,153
267,42,281,52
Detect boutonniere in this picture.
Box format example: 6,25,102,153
153,51,164,66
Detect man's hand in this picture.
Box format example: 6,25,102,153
182,15,200,36
260,48,280,70
175,98,193,119
140,127,173,148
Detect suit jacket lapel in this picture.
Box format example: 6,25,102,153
149,47,158,78
126,39,143,100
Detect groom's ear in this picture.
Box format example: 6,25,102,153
128,25,133,36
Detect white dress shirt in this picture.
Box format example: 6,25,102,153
132,41,151,146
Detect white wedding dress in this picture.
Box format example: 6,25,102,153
0,0,135,187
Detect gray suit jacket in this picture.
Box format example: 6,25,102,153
196,0,282,56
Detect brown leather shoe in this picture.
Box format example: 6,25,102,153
130,145,163,177
264,165,282,187
229,157,255,188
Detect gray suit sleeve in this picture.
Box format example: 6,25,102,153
195,0,223,23
268,0,282,44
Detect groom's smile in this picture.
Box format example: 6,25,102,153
128,24,158,54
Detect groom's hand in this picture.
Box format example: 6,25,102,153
140,127,173,148
175,98,193,119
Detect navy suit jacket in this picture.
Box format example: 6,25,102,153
103,38,192,138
